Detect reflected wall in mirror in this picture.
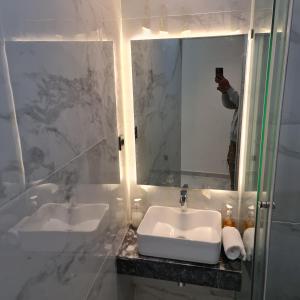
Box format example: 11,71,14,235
132,36,247,190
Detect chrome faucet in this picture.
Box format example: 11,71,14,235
179,184,189,211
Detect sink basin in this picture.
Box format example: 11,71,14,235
11,203,109,251
137,206,222,264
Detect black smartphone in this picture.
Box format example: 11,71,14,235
216,67,224,77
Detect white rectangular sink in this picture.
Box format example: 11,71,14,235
11,203,109,252
137,206,222,264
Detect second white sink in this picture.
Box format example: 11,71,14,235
11,203,109,251
137,206,222,264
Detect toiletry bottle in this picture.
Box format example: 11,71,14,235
223,204,236,227
131,198,144,229
244,205,255,230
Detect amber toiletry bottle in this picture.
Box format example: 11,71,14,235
223,204,236,228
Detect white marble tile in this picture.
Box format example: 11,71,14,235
5,41,119,185
122,0,250,20
0,247,105,300
280,37,300,125
0,223,125,299
87,256,120,300
266,221,300,300
0,141,125,234
0,143,126,298
0,42,25,205
0,0,125,300
87,232,130,300
0,193,125,299
132,39,182,186
0,0,121,39
272,0,300,223
124,11,250,40
131,276,235,300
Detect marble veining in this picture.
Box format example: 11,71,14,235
1,227,125,300
0,119,125,300
0,0,125,299
131,276,236,300
0,0,120,39
132,39,182,186
123,10,251,39
0,181,126,300
116,227,242,292
5,41,120,186
0,42,25,206
122,0,251,20
266,221,300,300
0,38,125,300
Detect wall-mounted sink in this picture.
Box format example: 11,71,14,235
137,206,222,264
10,203,109,252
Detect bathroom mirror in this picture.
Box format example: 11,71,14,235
132,35,247,190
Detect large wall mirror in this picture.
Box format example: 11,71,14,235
132,35,247,190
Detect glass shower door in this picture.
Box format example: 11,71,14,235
251,0,293,299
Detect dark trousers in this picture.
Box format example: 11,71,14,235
227,141,237,190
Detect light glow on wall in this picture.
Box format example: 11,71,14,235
159,4,169,34
1,42,26,190
181,29,192,36
237,31,254,227
8,28,112,42
134,28,244,41
120,8,254,218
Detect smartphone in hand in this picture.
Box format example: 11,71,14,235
215,67,224,84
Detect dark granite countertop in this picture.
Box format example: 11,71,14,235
116,227,242,291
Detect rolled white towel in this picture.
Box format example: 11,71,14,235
222,226,246,261
243,227,255,261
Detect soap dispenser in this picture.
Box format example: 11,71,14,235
223,204,236,228
244,205,255,230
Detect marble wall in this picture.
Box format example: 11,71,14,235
122,0,252,39
265,1,300,299
0,42,25,204
125,276,236,300
6,41,119,186
132,39,182,186
0,1,127,300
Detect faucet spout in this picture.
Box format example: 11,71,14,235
179,184,189,211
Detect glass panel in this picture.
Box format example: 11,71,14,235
0,37,122,300
244,34,270,191
238,1,275,299
252,0,293,299
245,0,275,192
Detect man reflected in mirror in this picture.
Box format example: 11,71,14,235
215,74,239,190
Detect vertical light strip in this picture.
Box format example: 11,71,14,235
237,0,256,228
1,41,26,188
119,9,136,221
